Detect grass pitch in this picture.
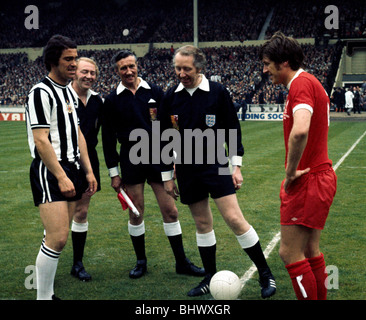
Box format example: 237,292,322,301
0,120,365,301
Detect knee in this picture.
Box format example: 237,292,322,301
224,210,249,234
161,205,179,223
194,216,212,234
304,246,321,259
56,237,68,251
279,246,290,265
47,233,68,252
74,207,88,223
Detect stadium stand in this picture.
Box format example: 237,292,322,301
0,0,365,108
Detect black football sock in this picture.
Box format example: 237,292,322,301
164,221,186,265
71,221,88,265
128,221,146,262
197,230,217,276
236,226,269,271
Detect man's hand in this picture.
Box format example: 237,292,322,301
164,179,180,200
85,172,98,196
111,175,122,193
284,168,310,193
58,175,76,198
232,165,243,190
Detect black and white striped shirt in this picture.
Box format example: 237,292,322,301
26,76,80,162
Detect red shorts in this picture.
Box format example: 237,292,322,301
280,167,337,230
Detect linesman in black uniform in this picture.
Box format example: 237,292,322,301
102,50,204,279
160,45,276,298
25,35,97,300
68,57,103,281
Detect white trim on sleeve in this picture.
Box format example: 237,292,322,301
293,104,313,115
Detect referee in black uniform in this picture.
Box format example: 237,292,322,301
102,50,204,279
160,45,276,298
25,35,97,300
68,57,103,281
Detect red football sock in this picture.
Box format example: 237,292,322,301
285,259,317,300
308,253,327,300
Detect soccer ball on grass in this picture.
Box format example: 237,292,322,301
209,270,242,300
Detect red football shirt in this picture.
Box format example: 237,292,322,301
283,69,332,170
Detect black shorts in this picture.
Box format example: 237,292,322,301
120,161,163,185
175,164,236,205
80,149,101,192
30,158,83,206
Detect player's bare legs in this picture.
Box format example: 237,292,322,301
280,225,326,299
36,201,71,299
280,225,322,264
73,193,90,223
305,229,322,259
40,201,71,251
71,193,92,281
279,225,313,265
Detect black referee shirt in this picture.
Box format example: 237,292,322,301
159,76,244,169
102,79,164,173
68,85,103,153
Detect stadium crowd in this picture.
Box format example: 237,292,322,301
0,0,365,48
0,0,365,108
0,43,348,108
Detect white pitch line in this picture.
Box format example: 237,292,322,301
240,129,366,288
333,130,366,171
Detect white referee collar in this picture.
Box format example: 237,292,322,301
68,82,99,105
175,74,210,93
116,77,151,95
287,68,304,90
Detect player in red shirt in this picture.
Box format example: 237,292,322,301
259,32,337,300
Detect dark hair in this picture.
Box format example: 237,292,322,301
112,50,137,69
259,31,304,70
43,35,77,71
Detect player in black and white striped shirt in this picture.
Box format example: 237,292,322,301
25,35,97,300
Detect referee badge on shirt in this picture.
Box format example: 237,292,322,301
206,114,216,127
171,115,179,130
149,108,157,121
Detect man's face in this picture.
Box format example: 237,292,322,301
174,52,201,88
54,48,78,83
74,60,97,91
262,56,284,85
116,55,138,87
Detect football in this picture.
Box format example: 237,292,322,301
209,270,242,300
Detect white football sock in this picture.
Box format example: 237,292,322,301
163,221,182,237
35,243,61,300
236,226,259,249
